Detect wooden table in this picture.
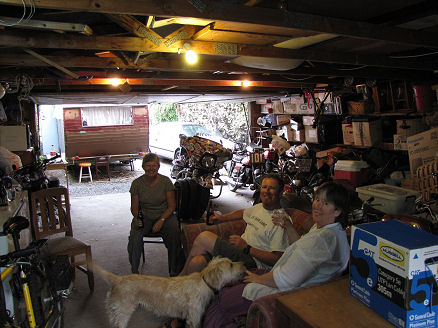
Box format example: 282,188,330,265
277,277,394,328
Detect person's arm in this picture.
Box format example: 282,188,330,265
152,190,176,233
228,235,283,267
243,270,277,288
210,208,245,222
131,193,140,227
272,210,300,245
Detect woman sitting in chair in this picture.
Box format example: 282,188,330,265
127,153,185,276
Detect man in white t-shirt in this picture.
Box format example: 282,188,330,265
178,174,290,275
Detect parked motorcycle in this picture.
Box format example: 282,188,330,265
171,135,233,222
225,142,268,193
171,135,232,190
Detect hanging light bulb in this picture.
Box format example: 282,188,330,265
185,49,198,65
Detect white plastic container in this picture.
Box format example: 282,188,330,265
356,184,420,214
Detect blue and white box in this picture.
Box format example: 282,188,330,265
350,220,438,328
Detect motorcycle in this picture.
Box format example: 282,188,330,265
12,153,62,191
171,134,233,222
225,142,269,193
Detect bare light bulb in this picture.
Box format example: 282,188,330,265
185,50,198,64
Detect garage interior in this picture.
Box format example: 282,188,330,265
1,0,438,327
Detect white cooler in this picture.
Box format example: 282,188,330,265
356,184,420,214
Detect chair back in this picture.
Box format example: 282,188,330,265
30,187,73,240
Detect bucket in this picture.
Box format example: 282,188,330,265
413,84,432,113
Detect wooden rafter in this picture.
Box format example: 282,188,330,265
0,0,437,48
0,30,432,71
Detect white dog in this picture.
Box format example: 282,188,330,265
94,257,245,328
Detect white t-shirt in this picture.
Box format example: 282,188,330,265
241,203,290,270
242,222,349,300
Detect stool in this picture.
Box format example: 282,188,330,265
95,156,110,181
78,162,93,183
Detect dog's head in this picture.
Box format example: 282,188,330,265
201,257,245,291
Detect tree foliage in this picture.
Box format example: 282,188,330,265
177,102,248,143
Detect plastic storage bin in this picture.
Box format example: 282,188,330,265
356,184,420,214
334,160,369,188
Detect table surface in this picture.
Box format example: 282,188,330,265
277,277,394,328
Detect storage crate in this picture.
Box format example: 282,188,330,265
356,184,420,214
416,158,438,201
347,100,374,115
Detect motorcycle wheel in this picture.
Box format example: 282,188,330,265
226,163,242,192
227,179,242,192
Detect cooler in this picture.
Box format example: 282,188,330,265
356,184,420,214
334,160,369,188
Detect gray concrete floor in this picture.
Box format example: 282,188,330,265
63,161,254,327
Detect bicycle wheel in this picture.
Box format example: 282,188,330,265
26,267,64,328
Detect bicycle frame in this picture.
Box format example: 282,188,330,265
1,262,38,327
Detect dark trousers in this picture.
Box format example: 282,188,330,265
127,213,185,276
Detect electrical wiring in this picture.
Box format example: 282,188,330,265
336,65,368,71
389,50,438,58
0,0,35,27
281,75,315,81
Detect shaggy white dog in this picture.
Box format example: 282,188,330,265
94,257,245,328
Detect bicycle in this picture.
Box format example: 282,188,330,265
0,216,64,328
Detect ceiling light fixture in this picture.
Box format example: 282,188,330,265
108,78,124,86
242,80,251,87
182,43,198,65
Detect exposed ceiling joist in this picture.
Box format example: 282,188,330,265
1,0,438,48
0,30,434,70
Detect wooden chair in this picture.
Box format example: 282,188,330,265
30,187,94,292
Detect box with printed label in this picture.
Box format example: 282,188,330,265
350,220,438,328
407,127,438,176
352,118,382,147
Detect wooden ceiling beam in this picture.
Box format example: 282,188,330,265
0,0,437,48
0,30,434,71
0,53,433,82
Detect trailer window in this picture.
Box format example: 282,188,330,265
81,106,133,127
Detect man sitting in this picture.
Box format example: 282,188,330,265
179,173,290,275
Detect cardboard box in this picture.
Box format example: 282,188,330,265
393,134,407,150
350,220,438,328
347,100,374,115
342,123,355,145
396,119,427,137
282,100,298,114
276,125,294,141
271,100,284,113
289,96,314,114
352,118,382,147
302,116,314,126
304,126,318,143
0,125,29,151
407,127,438,176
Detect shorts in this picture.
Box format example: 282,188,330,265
203,237,257,269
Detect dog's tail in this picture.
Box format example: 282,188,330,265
90,262,123,286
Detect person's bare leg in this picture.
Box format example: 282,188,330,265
179,231,218,276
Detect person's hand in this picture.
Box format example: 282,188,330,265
152,219,164,233
209,212,223,221
228,235,247,250
243,270,260,283
272,210,292,229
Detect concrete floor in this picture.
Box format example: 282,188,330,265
63,162,254,328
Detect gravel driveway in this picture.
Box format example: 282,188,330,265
52,159,173,197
